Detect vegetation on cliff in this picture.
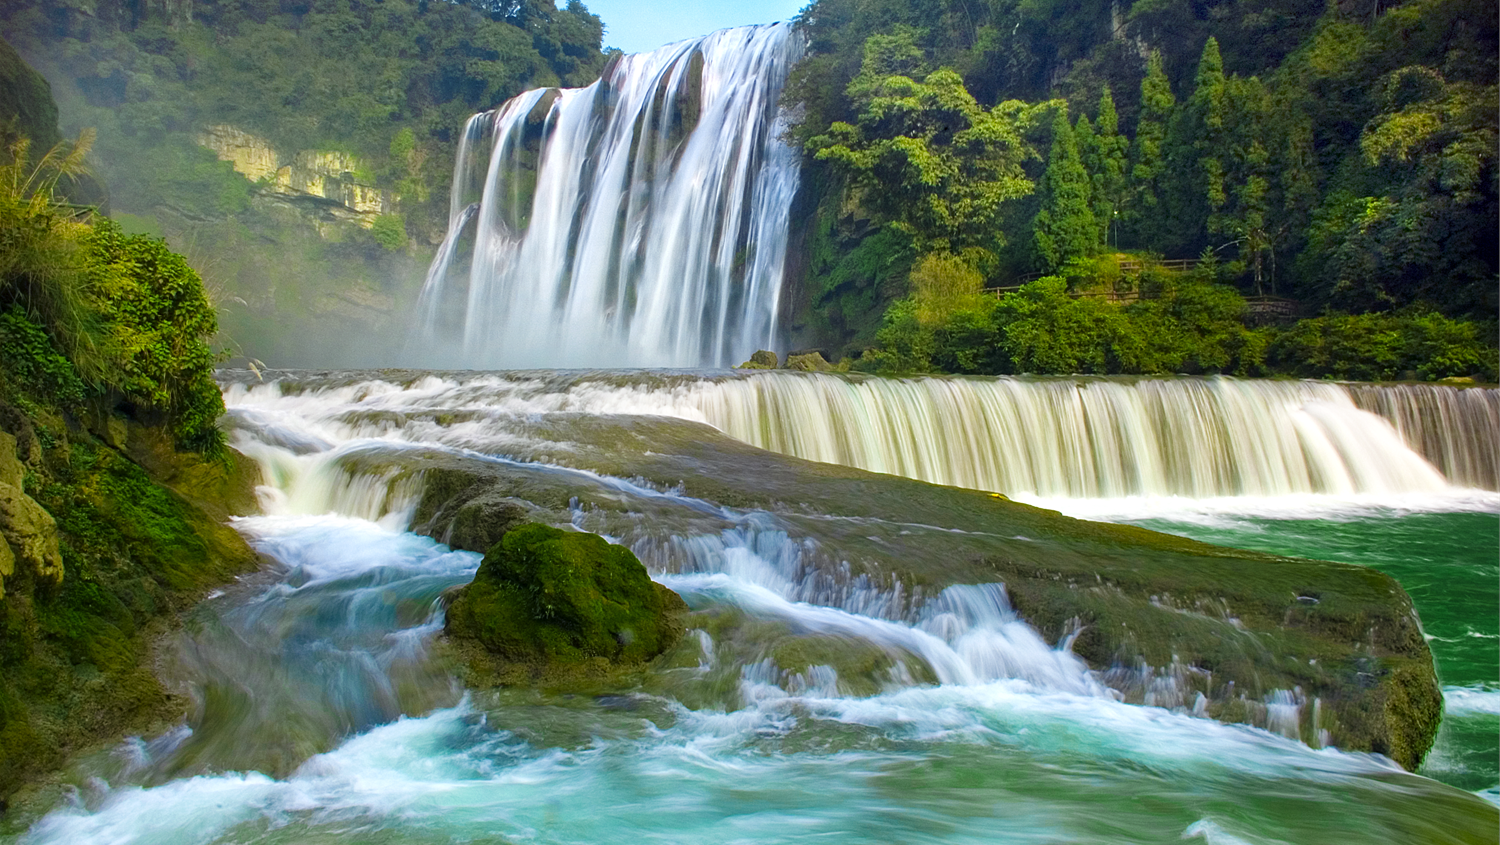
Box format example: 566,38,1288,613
785,0,1497,378
0,127,258,801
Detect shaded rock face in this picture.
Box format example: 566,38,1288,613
445,524,686,666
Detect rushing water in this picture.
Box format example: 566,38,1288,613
3,370,1496,844
413,25,802,369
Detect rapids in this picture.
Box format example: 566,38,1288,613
3,369,1495,845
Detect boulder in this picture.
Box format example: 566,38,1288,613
736,350,779,370
446,524,686,666
0,481,62,588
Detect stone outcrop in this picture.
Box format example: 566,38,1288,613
341,413,1443,770
197,125,393,227
0,431,62,595
784,350,835,371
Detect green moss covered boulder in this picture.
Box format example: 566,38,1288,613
445,524,686,667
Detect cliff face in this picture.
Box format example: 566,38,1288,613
197,125,393,227
0,38,61,151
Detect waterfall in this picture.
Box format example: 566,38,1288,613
412,24,802,369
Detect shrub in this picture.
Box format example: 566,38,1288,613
83,219,225,453
370,213,407,251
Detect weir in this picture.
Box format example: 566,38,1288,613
690,374,1500,497
236,372,1496,499
413,24,802,369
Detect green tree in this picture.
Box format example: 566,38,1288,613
810,32,1043,256
1127,51,1175,247
1088,86,1128,248
1212,75,1273,293
1031,109,1096,272
1163,37,1228,254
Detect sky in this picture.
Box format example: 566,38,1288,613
581,0,809,55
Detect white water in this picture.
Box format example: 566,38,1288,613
413,24,802,369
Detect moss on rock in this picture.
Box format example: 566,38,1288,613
446,525,686,669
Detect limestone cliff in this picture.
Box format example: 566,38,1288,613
197,125,393,228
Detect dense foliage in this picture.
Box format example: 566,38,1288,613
855,258,1495,381
0,136,227,453
788,0,1497,378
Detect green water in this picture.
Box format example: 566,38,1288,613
1120,509,1500,797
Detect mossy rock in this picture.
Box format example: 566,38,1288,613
736,350,780,369
446,525,686,668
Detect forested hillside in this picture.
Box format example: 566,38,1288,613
782,0,1497,379
0,0,607,365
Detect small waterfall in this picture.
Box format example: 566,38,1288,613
413,24,803,368
1347,383,1500,489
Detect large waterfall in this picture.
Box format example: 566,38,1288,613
412,24,802,368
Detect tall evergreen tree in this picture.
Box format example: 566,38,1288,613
1214,75,1273,293
1162,37,1228,254
1090,86,1128,249
1127,51,1175,248
1032,109,1096,272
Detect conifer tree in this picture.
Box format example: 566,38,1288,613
1163,37,1227,254
1091,86,1128,249
1074,111,1100,241
1127,52,1175,248
1032,110,1096,272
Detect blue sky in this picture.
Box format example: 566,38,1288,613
582,0,809,54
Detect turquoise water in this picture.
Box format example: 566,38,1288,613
1112,507,1499,798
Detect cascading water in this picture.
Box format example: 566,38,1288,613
412,24,802,369
9,370,1496,844
234,370,1495,499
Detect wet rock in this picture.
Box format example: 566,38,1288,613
446,524,686,666
736,350,779,369
0,481,63,588
784,351,835,372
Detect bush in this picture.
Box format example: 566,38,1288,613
994,276,1120,374
1268,311,1498,382
370,214,406,251
83,219,225,453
